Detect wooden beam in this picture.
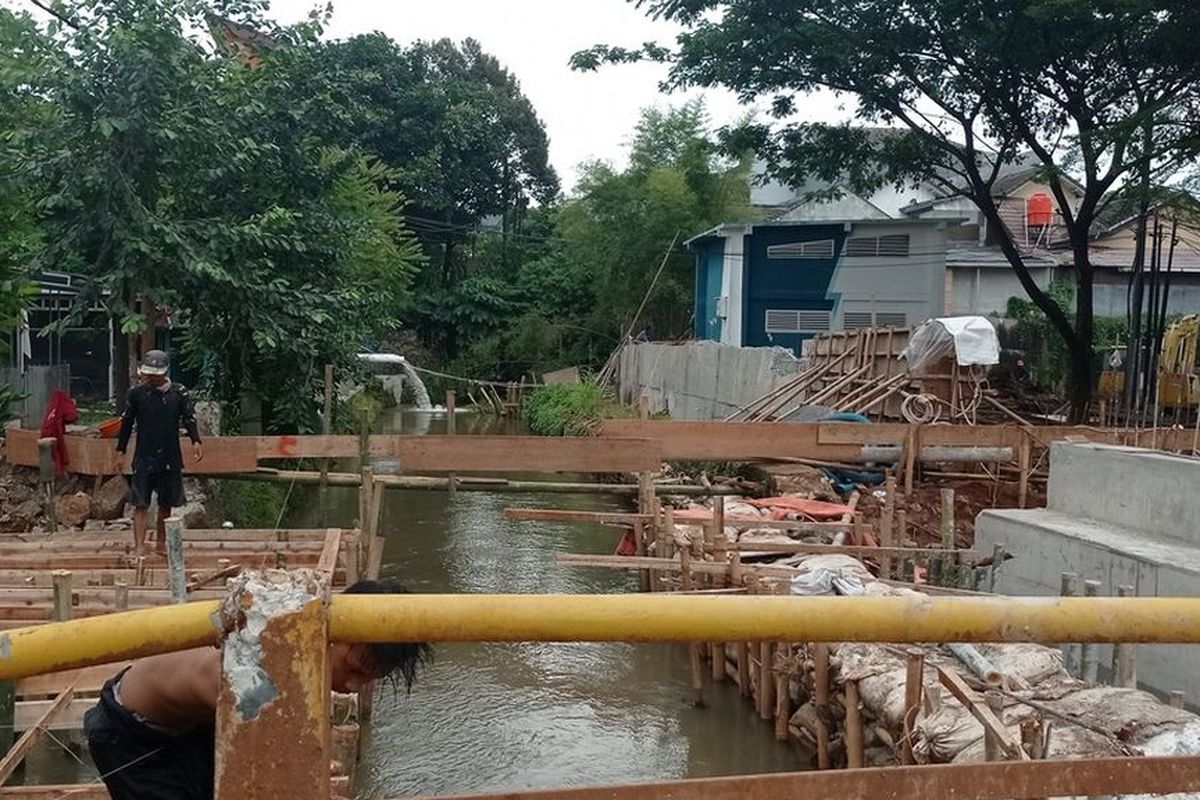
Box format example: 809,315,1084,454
317,529,342,577
392,756,1200,800
503,507,850,532
937,667,1027,760
0,777,352,799
16,664,126,698
0,683,77,784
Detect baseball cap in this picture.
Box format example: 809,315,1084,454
139,349,170,376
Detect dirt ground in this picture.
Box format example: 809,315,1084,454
855,477,1047,549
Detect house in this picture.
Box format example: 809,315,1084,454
686,218,947,354
1087,203,1200,317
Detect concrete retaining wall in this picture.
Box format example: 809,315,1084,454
976,442,1200,704
616,341,805,420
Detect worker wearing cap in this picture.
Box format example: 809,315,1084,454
115,350,203,556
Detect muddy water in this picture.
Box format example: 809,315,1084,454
300,409,803,798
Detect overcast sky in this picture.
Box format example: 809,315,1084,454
263,0,849,192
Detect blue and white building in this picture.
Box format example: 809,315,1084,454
686,219,947,354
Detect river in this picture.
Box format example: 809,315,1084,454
300,409,802,798
19,409,802,796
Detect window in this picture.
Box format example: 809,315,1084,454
842,234,911,257
766,239,836,259
875,312,908,328
843,312,874,329
765,309,831,334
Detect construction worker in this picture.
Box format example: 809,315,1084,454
83,579,433,800
115,349,203,557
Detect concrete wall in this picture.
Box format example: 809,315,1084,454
975,442,1200,704
616,340,804,420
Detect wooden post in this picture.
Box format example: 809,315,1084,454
1113,585,1137,688
1081,579,1101,683
0,677,12,757
318,363,334,526
1170,691,1186,709
638,391,650,420
1017,430,1032,509
983,691,1005,761
737,642,750,697
711,641,726,683
901,648,925,764
774,643,791,741
1060,573,1080,677
936,488,955,585
166,516,186,603
214,570,331,800
904,425,919,496
896,510,910,581
814,643,831,769
37,437,56,534
51,570,72,621
845,680,865,768
358,407,371,532
987,543,1006,594
879,474,896,579
759,641,775,721
115,582,129,610
446,389,458,500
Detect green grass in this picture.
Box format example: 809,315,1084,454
523,380,639,436
210,478,294,528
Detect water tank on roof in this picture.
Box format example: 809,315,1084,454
1027,192,1054,226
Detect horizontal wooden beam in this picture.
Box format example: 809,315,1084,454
402,756,1200,800
502,508,850,532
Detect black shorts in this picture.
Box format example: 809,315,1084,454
84,671,214,800
129,471,186,509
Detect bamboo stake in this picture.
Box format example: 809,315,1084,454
774,644,791,741
737,642,750,697
846,680,865,768
759,640,775,721
814,643,831,769
984,691,1006,761
1113,585,1137,688
901,648,925,764
1061,573,1080,677
318,363,334,526
1018,430,1032,509
879,474,896,579
1081,580,1101,683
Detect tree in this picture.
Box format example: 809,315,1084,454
574,0,1200,419
5,0,423,430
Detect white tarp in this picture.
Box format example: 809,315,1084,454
900,316,1000,374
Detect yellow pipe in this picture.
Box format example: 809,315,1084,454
328,594,1200,645
4,594,1200,681
0,600,222,680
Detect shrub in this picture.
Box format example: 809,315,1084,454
523,381,636,436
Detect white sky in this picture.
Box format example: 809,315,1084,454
263,0,849,192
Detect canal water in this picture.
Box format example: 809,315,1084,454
300,409,802,798
20,409,801,796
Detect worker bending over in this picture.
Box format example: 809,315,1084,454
84,579,433,800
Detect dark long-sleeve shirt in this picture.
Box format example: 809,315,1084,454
116,383,201,474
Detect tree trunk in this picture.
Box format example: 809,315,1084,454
1070,269,1096,423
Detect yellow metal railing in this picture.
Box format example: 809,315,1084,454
4,594,1200,681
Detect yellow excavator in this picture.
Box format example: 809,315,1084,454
1098,314,1200,408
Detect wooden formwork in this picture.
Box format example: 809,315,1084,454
0,524,381,797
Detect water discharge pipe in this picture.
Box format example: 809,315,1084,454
5,594,1200,681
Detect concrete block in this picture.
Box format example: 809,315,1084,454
1048,442,1200,546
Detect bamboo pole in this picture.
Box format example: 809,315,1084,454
879,474,896,579
1113,585,1137,689
1061,573,1080,677
774,643,791,741
318,363,333,526
814,643,831,770
737,642,750,697
446,389,457,500
984,691,1006,761
759,640,775,721
38,438,56,534
1018,430,1032,509
1081,580,1101,683
846,680,865,768
166,516,186,603
901,648,925,764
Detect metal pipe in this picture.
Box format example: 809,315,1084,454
7,595,1200,681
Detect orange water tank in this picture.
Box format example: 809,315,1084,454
1027,192,1054,226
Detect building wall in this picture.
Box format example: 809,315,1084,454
692,239,725,340
832,222,946,330
1093,272,1200,318
948,266,1055,317
720,227,747,347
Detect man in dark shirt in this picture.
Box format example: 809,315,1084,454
116,349,203,556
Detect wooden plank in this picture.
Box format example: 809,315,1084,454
0,683,77,783
937,666,1027,760
601,420,848,462
0,777,350,799
13,698,91,732
317,529,342,576
16,664,125,698
555,553,801,580
503,508,851,532
5,428,256,475
399,756,1200,800
394,436,662,473
735,541,980,563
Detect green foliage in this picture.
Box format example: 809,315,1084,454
1005,282,1128,389
3,0,424,432
447,101,755,382
211,479,294,529
523,381,637,437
